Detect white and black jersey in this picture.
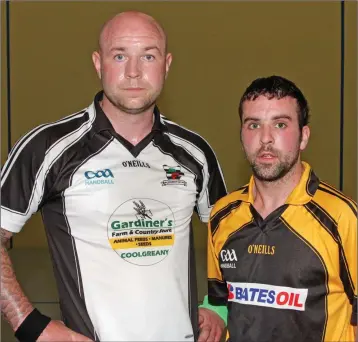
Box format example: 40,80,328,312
1,91,227,341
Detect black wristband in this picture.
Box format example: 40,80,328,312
14,308,51,342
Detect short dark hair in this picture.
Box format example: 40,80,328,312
238,75,310,129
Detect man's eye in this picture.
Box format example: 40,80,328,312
114,54,125,61
276,123,287,129
143,55,155,61
248,123,259,129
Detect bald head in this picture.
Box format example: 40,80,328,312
98,11,167,53
92,10,172,116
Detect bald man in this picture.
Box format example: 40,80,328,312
1,11,227,342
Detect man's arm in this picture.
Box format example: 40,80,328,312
1,227,93,341
0,228,34,330
337,202,357,340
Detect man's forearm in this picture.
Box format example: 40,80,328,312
1,229,34,331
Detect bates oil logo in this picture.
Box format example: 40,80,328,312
227,282,308,311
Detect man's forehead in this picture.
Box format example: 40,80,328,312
243,96,298,117
100,24,165,51
104,35,164,52
245,96,297,109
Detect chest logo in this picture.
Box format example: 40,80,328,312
220,249,237,269
84,169,114,185
161,165,187,187
108,198,176,266
221,249,237,262
227,282,308,311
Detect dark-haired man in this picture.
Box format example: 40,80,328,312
205,75,357,341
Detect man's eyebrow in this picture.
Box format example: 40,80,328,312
109,46,162,54
271,114,292,121
144,46,160,51
243,116,260,123
144,46,163,55
110,47,126,52
243,114,293,123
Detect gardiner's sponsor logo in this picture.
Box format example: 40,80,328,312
111,218,173,230
228,282,308,311
108,198,176,266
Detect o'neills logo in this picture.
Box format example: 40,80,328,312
107,199,176,266
248,244,275,255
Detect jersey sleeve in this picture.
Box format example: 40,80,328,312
207,214,228,306
338,203,357,325
195,146,227,223
1,127,54,233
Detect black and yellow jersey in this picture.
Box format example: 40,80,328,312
208,162,357,342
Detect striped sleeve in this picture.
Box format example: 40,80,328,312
337,202,357,325
196,148,227,223
1,110,89,233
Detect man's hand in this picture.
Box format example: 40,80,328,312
198,308,225,342
37,320,93,341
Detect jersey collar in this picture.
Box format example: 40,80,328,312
89,90,165,138
246,161,319,205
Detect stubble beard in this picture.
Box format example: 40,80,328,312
246,145,301,183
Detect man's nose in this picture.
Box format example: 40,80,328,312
260,125,274,145
125,58,141,79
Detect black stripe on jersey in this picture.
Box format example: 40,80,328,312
41,135,112,341
241,186,249,194
2,109,87,176
339,246,356,306
280,216,328,341
1,112,89,214
161,119,226,206
305,201,355,304
305,202,339,243
210,200,242,236
208,279,228,305
188,222,199,341
320,181,358,210
318,186,357,216
352,297,358,325
306,169,320,197
152,134,203,199
234,184,249,193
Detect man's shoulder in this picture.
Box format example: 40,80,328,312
210,184,249,219
160,114,215,153
12,107,91,153
314,180,357,219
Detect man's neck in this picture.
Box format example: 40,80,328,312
252,160,304,219
100,95,155,146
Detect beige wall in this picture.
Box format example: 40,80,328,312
343,2,357,200
1,1,356,249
